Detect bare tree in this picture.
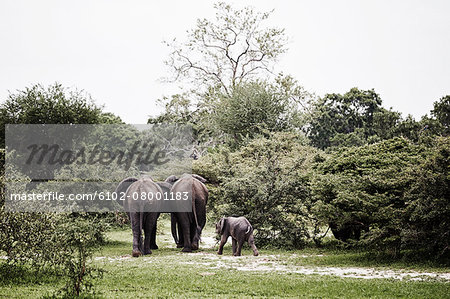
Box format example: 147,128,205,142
164,2,287,95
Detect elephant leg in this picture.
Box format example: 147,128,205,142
190,221,199,251
192,199,206,250
150,213,160,250
130,212,142,257
232,238,237,255
177,213,192,252
248,234,259,256
142,214,151,255
235,238,244,256
177,217,184,248
143,213,158,255
217,235,228,255
171,213,179,246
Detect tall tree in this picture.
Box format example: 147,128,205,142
164,2,287,94
0,83,121,147
431,95,450,136
210,75,308,147
305,88,383,149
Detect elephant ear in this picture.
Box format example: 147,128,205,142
115,177,138,208
165,175,179,184
191,174,207,183
141,174,154,181
220,217,226,234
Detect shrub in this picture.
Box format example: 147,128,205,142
311,137,449,259
402,137,449,259
194,132,318,248
0,209,106,297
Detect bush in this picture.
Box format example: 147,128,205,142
402,137,449,259
0,209,106,297
194,132,318,248
312,137,449,259
55,217,105,297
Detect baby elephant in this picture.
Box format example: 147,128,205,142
216,216,259,256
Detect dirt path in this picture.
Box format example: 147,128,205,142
93,251,450,282
90,229,450,282
182,252,450,281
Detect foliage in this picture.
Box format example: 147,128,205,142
164,2,287,94
54,217,105,298
402,137,449,259
150,75,309,151
305,88,382,149
305,88,424,149
0,83,110,147
312,137,449,259
0,209,106,297
429,95,450,136
148,94,194,125
194,132,316,248
312,138,423,250
209,76,308,147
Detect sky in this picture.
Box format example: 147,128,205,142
0,0,449,124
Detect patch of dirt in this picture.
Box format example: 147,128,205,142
200,236,218,249
94,255,133,262
177,253,450,281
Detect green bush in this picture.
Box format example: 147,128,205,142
0,208,106,297
55,217,105,297
402,137,449,259
194,132,318,248
311,137,449,259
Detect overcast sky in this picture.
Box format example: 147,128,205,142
1,0,449,124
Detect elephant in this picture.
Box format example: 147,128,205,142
168,174,208,252
216,216,259,256
329,221,368,242
115,176,163,257
164,174,200,248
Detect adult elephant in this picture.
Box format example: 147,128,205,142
115,176,163,257
169,174,208,252
329,221,368,242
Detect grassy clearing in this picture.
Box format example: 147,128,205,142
1,219,449,298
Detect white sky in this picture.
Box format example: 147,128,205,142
1,0,449,124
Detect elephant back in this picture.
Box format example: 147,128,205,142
124,177,163,213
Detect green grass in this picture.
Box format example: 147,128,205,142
1,220,449,298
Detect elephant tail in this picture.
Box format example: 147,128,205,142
192,187,202,239
245,225,251,235
171,213,179,244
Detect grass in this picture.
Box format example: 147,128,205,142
1,219,449,298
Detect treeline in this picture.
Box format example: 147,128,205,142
146,2,449,260
149,79,449,260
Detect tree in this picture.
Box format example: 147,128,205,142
0,83,118,147
164,2,287,94
311,138,427,255
210,75,308,147
305,88,383,149
148,94,194,125
305,88,424,149
150,74,309,150
193,132,315,248
431,95,450,136
403,137,449,259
